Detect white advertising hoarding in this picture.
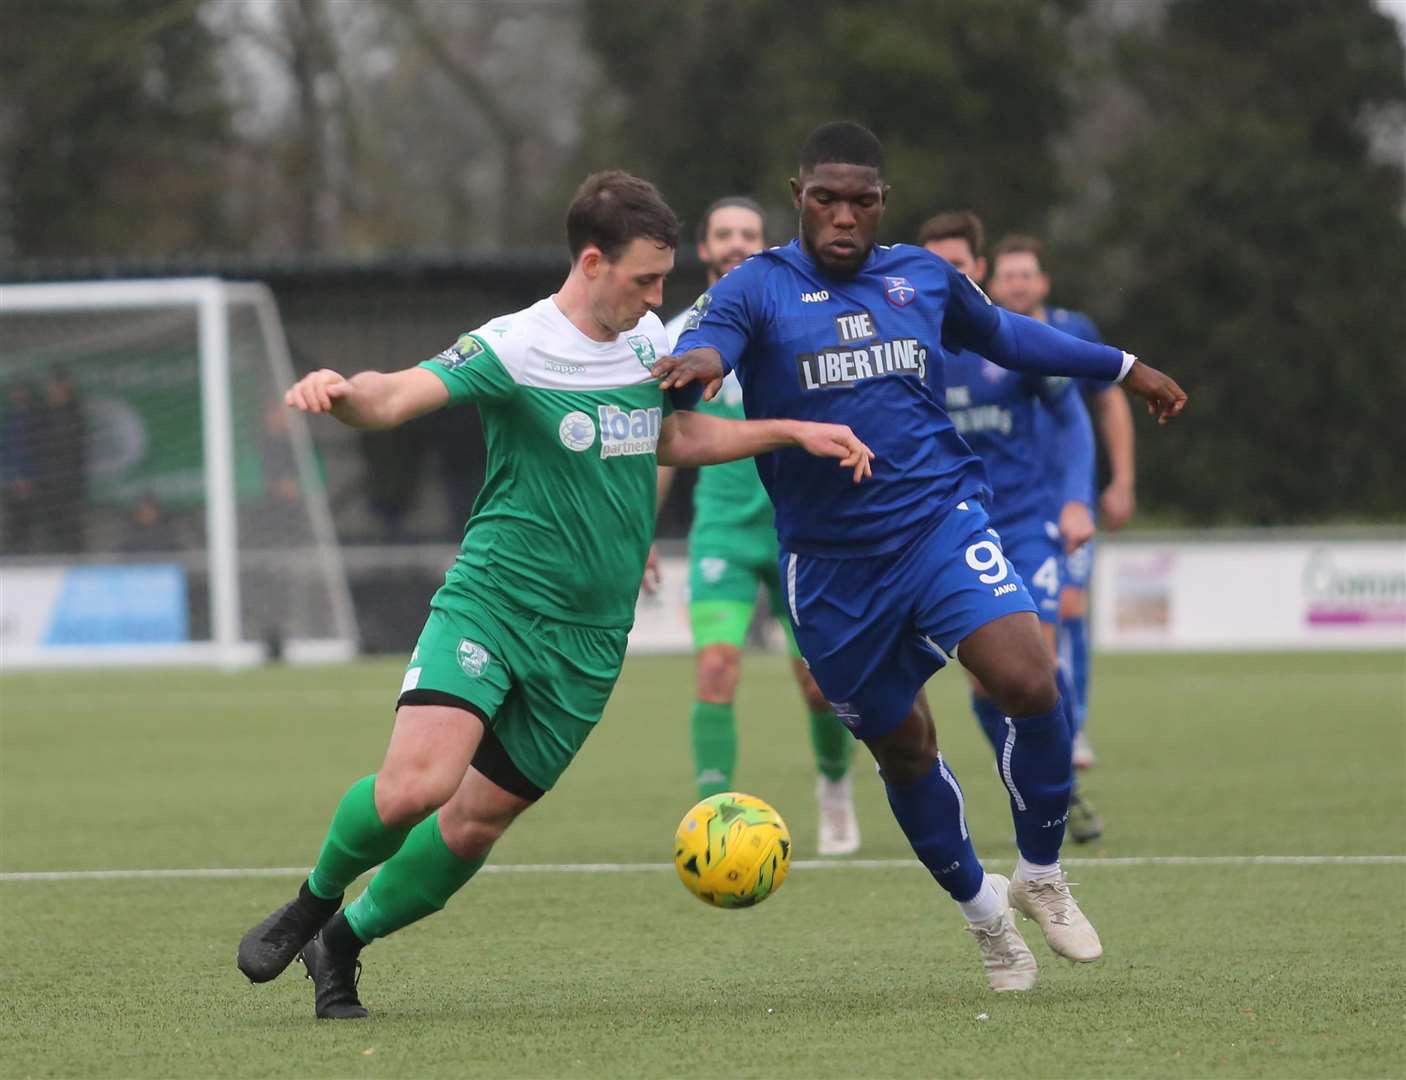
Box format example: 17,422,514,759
1092,540,1406,652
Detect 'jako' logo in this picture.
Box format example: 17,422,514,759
559,411,596,452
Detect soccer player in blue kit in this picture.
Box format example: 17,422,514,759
653,122,1186,993
919,211,1104,844
988,234,1138,773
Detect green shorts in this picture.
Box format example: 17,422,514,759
397,593,628,795
688,544,800,657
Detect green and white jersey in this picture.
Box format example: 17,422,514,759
421,298,676,629
664,309,775,552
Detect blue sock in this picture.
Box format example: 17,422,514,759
971,694,1007,756
998,695,1074,865
1063,615,1090,734
884,757,985,902
1054,666,1078,741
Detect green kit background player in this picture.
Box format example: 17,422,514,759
236,172,873,1020
648,196,860,855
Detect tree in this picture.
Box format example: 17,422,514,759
1069,0,1406,523
0,0,234,258
581,0,1086,244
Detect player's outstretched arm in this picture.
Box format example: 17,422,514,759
651,348,726,400
284,367,449,429
658,411,874,483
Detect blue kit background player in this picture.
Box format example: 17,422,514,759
654,122,1187,993
919,210,1104,844
989,235,1139,771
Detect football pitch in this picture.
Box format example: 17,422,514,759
2,651,1403,1079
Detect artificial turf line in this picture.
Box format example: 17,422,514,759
3,852,1403,882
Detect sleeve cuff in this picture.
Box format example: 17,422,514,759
1116,352,1137,383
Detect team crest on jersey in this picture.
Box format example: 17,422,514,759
699,557,728,584
559,410,596,452
457,639,490,677
626,334,657,370
883,276,916,307
434,333,485,370
682,292,712,333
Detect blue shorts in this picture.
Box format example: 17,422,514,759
1060,537,1095,591
997,522,1063,625
780,501,1039,741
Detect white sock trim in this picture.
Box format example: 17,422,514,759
959,874,1006,924
1013,856,1062,883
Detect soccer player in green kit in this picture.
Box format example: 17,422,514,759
236,172,873,1020
649,196,860,854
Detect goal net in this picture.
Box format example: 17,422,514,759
0,278,359,667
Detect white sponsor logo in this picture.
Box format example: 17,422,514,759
457,639,490,677
801,290,830,303
559,411,596,452
796,338,927,390
596,405,661,458
949,404,1013,437
546,358,585,376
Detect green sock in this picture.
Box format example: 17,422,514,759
306,774,411,900
342,811,486,943
690,700,737,797
809,709,853,782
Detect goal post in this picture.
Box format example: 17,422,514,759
0,277,359,668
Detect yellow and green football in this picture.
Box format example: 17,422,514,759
673,792,792,909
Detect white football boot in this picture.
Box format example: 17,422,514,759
965,874,1038,992
1072,731,1097,769
1009,874,1104,962
816,774,860,855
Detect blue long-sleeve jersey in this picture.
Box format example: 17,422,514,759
1034,306,1109,503
942,348,1094,537
674,239,1123,558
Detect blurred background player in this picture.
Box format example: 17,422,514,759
920,211,1103,843
652,195,859,855
987,234,1137,773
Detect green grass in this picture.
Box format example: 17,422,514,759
2,651,1404,1078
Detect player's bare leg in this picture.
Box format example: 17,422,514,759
237,705,481,985
793,658,859,855
865,697,1037,991
958,613,1102,961
304,755,534,1019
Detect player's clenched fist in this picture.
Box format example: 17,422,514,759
285,369,354,414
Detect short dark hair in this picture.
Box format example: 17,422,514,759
565,171,681,261
917,210,985,256
696,195,766,244
798,121,884,174
992,233,1044,271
